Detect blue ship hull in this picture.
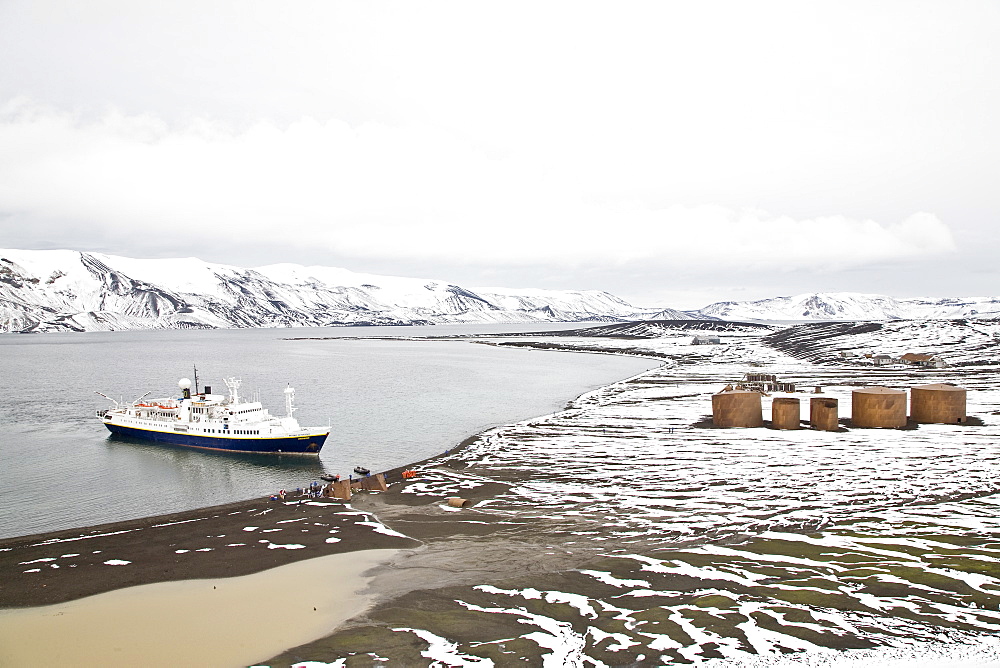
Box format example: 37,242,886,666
105,423,327,455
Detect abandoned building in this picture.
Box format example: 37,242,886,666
900,353,946,368
739,372,795,393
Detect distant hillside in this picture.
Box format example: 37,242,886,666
0,249,709,333
763,319,1000,366
496,320,767,339
694,292,1000,321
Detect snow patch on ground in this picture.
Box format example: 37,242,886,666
369,323,1000,665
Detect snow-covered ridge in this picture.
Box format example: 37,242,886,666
5,250,995,333
694,292,1000,321
0,249,702,333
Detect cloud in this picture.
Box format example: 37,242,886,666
0,101,958,275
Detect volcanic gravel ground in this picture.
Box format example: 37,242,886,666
265,322,1000,666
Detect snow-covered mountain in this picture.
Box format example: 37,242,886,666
6,250,994,333
0,249,701,333
694,292,1000,321
897,296,1000,319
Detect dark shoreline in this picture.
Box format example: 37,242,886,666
0,338,661,612
0,429,491,609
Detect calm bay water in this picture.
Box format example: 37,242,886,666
0,324,657,539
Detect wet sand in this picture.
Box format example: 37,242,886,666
0,453,529,666
0,548,401,668
0,449,484,665
0,491,420,608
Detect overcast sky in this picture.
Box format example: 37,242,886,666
1,1,997,308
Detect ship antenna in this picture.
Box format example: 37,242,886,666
95,391,120,409
193,364,200,395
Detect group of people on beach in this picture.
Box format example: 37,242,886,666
273,481,326,501
270,468,420,502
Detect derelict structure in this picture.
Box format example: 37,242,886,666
711,374,969,431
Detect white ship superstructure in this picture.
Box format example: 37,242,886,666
96,377,329,454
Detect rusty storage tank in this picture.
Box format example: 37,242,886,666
810,397,839,431
771,397,801,430
851,387,907,428
910,383,967,424
712,390,763,428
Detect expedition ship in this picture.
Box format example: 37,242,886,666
96,376,329,455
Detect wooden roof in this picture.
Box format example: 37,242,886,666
901,353,937,362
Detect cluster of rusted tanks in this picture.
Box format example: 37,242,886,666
712,383,967,430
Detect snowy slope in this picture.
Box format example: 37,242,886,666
695,292,1000,321
763,318,1000,366
0,249,668,333
623,306,709,321
901,296,1000,319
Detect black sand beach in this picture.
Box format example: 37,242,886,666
0,491,415,609
0,441,498,609
0,455,537,667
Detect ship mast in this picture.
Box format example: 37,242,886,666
224,377,241,405
193,364,200,395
